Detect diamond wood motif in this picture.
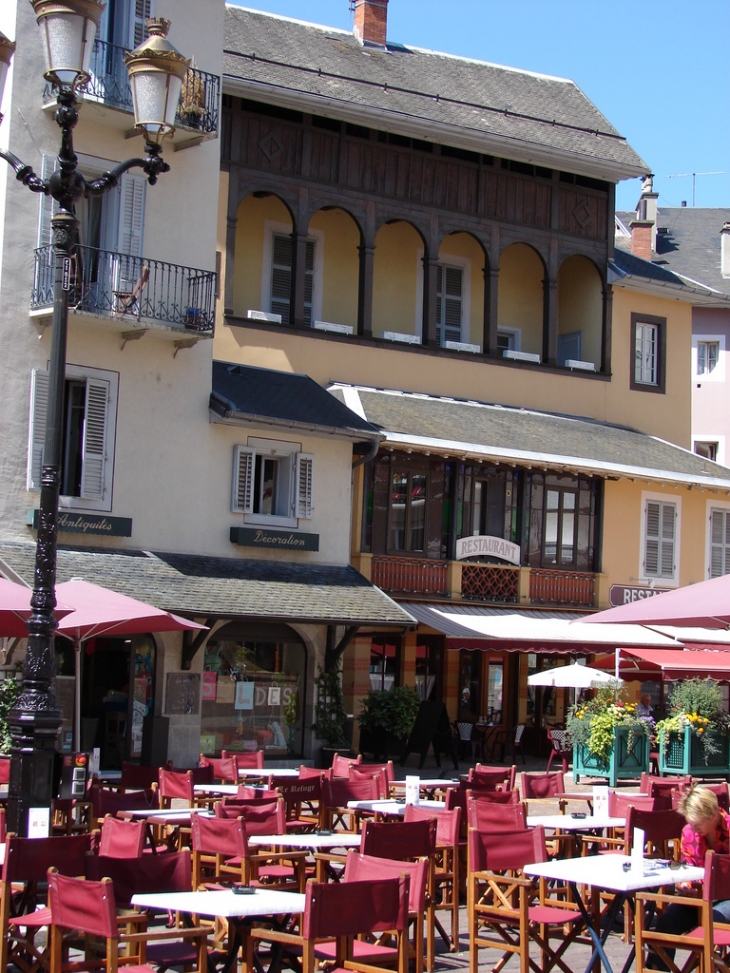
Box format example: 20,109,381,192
460,565,519,603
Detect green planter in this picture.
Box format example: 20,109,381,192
659,727,730,776
573,725,650,787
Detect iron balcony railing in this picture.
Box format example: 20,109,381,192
44,39,220,136
31,245,216,334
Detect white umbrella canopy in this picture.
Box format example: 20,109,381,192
527,662,623,689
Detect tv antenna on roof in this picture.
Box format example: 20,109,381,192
666,171,725,207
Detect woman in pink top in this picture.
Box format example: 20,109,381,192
646,786,730,969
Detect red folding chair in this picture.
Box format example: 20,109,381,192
468,764,516,790
330,752,362,777
215,798,287,835
0,833,94,973
98,815,146,858
466,796,528,832
199,755,239,783
247,876,410,973
221,749,265,771
47,869,208,973
90,785,151,828
321,776,380,831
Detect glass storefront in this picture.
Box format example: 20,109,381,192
200,622,306,758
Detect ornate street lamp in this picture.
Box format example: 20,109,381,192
0,3,188,836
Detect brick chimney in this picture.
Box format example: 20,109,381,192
352,0,388,47
630,174,658,260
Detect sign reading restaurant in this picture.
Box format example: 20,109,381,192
455,534,521,566
609,584,671,607
230,527,319,552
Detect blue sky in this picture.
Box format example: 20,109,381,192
229,0,729,213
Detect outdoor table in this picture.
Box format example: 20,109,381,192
526,814,625,857
238,768,299,779
524,853,705,973
131,887,305,973
390,778,459,799
249,831,361,882
346,798,446,819
118,806,213,852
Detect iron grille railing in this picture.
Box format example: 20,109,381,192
529,569,596,607
44,40,220,136
461,565,519,603
31,245,216,334
371,556,448,596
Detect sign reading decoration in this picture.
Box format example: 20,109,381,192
455,535,521,565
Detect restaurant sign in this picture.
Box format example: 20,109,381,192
609,584,671,607
230,527,319,552
27,509,132,537
455,534,521,565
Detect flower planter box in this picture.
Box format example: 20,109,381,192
659,727,730,776
573,725,650,787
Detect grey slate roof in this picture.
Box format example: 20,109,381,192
618,208,730,296
609,247,710,290
328,384,730,489
0,543,415,627
210,360,382,443
223,6,648,181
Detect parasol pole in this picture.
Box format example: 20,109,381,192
75,639,82,753
615,647,620,683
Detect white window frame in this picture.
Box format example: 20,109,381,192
692,334,725,382
693,435,725,466
261,221,324,325
415,250,472,345
639,491,680,586
706,498,730,579
231,437,314,527
497,327,522,352
635,321,660,386
27,363,119,513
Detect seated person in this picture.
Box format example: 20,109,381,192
646,785,730,969
637,693,654,721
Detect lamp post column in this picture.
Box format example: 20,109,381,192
6,208,77,836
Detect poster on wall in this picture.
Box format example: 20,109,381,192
235,681,254,710
202,671,217,701
216,679,235,705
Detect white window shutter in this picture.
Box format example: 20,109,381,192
436,264,463,345
232,446,254,514
660,504,675,576
27,369,50,491
295,453,314,519
710,509,730,579
118,173,146,257
38,155,58,248
644,499,675,578
79,377,110,500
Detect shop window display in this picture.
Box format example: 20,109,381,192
200,627,305,757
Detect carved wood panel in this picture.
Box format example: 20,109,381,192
558,188,607,239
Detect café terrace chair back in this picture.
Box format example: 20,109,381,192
520,770,567,803
467,824,586,973
639,773,692,797
321,776,380,831
221,749,265,771
674,781,730,812
546,729,571,775
468,764,517,791
215,798,287,834
98,815,146,858
119,762,166,800
247,876,410,973
199,755,239,783
404,804,462,963
274,776,324,832
348,766,389,799
635,850,730,973
235,786,280,799
298,765,330,781
90,784,151,829
157,768,194,808
0,833,95,973
466,796,528,832
47,869,208,973
330,752,362,777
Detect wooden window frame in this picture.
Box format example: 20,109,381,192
630,312,666,393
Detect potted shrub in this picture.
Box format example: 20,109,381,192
312,662,348,768
567,684,650,786
357,685,420,760
0,671,20,754
655,678,730,775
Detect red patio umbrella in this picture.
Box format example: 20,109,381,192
54,579,206,752
0,577,72,638
575,574,730,629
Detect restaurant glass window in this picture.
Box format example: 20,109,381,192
415,636,443,701
370,636,400,692
486,661,503,723
389,470,427,552
458,650,481,722
200,623,306,758
543,488,577,566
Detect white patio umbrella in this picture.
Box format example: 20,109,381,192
527,662,623,689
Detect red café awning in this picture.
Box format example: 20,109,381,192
595,648,730,681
